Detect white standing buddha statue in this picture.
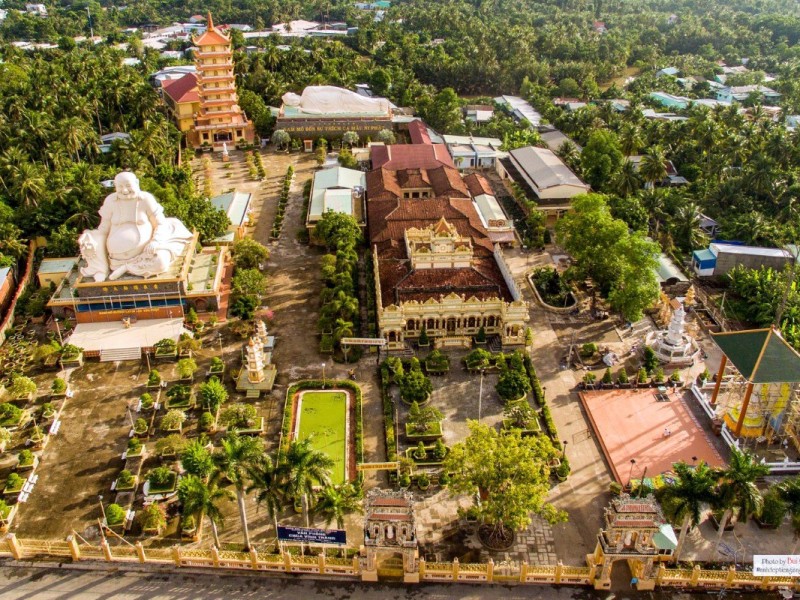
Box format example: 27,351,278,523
78,172,194,282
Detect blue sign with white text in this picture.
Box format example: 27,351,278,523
277,525,347,545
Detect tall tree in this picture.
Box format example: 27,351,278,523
713,449,770,548
177,474,234,549
282,438,334,527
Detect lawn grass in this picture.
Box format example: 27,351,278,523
296,391,348,485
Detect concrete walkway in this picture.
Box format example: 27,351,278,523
503,248,612,566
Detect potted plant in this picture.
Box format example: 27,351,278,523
9,375,37,401
17,449,35,470
670,370,682,387
653,367,665,384
27,425,45,448
220,403,262,433
418,326,430,348
417,473,430,491
115,469,137,491
59,344,83,366
199,411,215,432
698,367,711,386
133,417,149,436
582,372,597,389
140,503,167,535
413,441,427,461
177,358,198,381
166,384,194,409
147,369,162,388
146,466,178,494
3,473,25,496
755,489,786,529
637,367,648,385
398,472,411,489
0,427,10,453
127,437,144,457
0,404,24,429
161,409,186,433
399,368,433,405
433,438,447,461
580,343,598,360
601,368,614,388
556,457,570,482
40,402,56,420
207,357,225,378
439,472,451,486
139,393,154,411
181,514,197,538
154,338,178,361
156,433,188,458
50,378,67,397
617,369,629,387
105,503,126,529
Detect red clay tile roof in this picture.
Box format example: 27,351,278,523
367,166,469,200
368,195,512,307
407,120,432,145
371,144,455,170
463,173,494,197
162,73,199,104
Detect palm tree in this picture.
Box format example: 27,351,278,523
619,122,644,156
639,146,668,190
282,439,334,527
673,202,706,252
313,484,363,529
613,159,641,197
656,461,718,562
246,454,286,535
214,433,265,550
713,449,770,549
177,474,234,548
777,476,800,553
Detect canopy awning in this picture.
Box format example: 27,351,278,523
711,327,800,384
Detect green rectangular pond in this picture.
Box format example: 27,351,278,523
295,391,349,485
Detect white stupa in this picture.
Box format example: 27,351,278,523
647,305,700,367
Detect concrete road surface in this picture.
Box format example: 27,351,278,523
0,562,746,599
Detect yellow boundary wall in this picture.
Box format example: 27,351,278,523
1,534,798,592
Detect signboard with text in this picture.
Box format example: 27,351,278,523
753,555,800,577
277,526,346,546
356,462,400,471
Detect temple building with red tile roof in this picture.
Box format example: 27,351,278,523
187,13,254,150
367,153,527,349
161,73,200,132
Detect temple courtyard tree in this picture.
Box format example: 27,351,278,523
443,421,566,548
556,194,660,322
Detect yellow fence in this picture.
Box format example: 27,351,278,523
2,534,799,592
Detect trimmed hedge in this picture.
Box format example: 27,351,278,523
271,166,294,239
379,363,398,463
523,354,562,451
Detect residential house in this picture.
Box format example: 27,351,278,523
649,92,689,110
493,95,541,127
592,21,607,34
371,143,455,170
498,146,590,225
539,129,582,154
692,243,796,277
98,132,131,153
306,166,366,232
716,85,781,104
25,4,47,16
442,134,504,170
464,104,494,123
463,173,516,245
161,73,200,132
37,257,78,288
210,191,252,243
656,67,680,78
626,155,688,186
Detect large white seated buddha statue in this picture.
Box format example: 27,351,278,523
78,172,194,282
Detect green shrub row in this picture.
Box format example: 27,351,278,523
523,353,562,451
379,363,398,463
271,166,294,239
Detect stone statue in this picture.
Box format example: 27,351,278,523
78,172,194,282
281,86,391,115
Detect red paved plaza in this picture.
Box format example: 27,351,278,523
580,388,725,483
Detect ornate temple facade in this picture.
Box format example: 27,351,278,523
188,13,254,150
368,153,528,349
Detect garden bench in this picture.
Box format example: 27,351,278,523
110,480,117,491
18,492,29,503
49,420,61,435
121,451,127,460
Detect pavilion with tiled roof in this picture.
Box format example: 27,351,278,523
710,327,800,436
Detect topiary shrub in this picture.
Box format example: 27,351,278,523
140,393,154,410
199,411,215,431
51,378,67,395
414,441,427,460
601,368,613,384
134,417,148,434
617,369,629,384
106,503,126,526
147,370,162,386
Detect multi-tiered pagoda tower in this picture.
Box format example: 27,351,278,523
190,13,254,150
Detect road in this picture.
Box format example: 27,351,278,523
0,562,765,599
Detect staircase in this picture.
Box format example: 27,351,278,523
100,347,142,362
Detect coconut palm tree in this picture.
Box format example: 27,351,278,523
639,145,668,190
613,159,641,197
656,461,718,562
214,433,265,550
246,454,286,535
713,449,770,549
312,484,363,530
177,474,234,548
282,438,334,527
777,476,800,553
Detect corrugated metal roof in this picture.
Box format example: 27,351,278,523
509,146,588,191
